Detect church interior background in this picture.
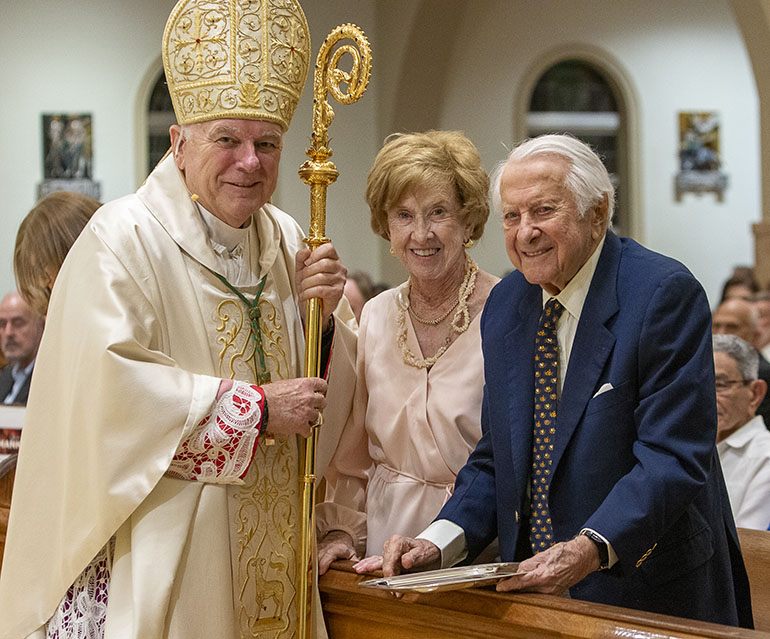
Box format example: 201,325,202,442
2,0,770,305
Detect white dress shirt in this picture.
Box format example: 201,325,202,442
419,238,620,567
717,414,770,530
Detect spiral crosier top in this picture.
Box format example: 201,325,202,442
162,0,311,130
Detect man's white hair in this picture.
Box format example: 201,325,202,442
489,133,615,226
713,333,759,381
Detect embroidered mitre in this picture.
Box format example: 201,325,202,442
162,0,311,130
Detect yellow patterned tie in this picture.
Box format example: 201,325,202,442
530,297,565,554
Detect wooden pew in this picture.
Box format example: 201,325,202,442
320,561,763,639
0,454,17,574
737,528,770,632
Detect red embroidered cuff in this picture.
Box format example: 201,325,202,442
168,382,266,483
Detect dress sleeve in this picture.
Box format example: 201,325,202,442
167,381,265,484
316,303,373,556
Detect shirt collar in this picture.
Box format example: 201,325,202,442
196,202,252,252
542,235,606,321
720,414,767,450
11,359,34,379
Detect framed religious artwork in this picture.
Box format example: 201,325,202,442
38,113,101,200
674,111,728,202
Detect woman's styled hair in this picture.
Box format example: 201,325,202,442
14,191,101,315
365,130,490,241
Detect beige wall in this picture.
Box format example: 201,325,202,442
0,0,766,305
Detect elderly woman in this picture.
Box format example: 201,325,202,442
317,131,498,572
14,191,100,316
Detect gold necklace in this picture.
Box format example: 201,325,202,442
397,256,478,369
409,297,460,325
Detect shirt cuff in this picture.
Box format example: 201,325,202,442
581,527,618,568
417,520,468,568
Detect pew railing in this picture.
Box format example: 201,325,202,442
320,561,764,639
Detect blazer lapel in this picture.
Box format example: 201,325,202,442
551,232,620,472
503,284,541,492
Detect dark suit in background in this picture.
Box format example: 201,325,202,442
0,364,32,405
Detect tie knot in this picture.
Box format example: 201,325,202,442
542,298,565,326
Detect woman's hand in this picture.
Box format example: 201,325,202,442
318,530,359,575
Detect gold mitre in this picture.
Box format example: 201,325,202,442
162,0,310,130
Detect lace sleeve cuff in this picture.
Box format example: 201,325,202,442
167,381,265,484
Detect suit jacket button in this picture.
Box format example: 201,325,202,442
515,511,519,523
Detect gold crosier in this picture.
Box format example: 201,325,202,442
296,23,371,639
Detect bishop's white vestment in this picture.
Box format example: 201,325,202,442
0,155,356,639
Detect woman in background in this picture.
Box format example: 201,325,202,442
14,191,100,316
317,131,498,572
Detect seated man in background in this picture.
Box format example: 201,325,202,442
713,334,770,530
0,291,43,405
754,290,770,361
713,297,770,427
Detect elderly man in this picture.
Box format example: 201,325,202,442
382,135,752,627
713,334,770,530
713,297,770,426
0,291,43,405
0,1,355,638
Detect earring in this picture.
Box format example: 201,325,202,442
463,238,474,248
389,246,395,256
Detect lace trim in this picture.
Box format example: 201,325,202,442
46,538,114,639
167,381,264,483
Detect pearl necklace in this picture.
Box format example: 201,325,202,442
397,256,478,369
409,297,460,325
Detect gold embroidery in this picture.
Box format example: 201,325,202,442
216,297,289,385
216,291,299,637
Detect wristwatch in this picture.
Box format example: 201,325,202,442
579,528,610,570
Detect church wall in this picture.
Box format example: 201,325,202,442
432,0,760,305
0,0,761,308
0,0,384,299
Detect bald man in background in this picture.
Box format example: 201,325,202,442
713,298,770,427
0,291,43,405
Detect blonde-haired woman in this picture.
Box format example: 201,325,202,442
318,131,498,572
15,191,100,316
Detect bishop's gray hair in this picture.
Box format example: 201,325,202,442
489,133,615,227
712,333,759,381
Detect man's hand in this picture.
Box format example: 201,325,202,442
496,534,599,596
318,530,359,575
261,377,327,437
295,243,347,328
381,535,441,577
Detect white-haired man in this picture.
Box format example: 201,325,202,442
0,1,356,637
713,296,770,426
381,134,752,627
713,334,770,529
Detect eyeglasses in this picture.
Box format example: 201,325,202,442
715,378,751,393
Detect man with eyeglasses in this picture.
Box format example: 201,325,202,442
713,334,770,530
713,297,770,427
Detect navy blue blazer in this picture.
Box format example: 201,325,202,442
438,232,752,627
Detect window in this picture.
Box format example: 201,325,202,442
526,59,628,234
147,72,176,175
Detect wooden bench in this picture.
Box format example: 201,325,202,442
737,527,770,632
0,454,17,574
320,561,764,638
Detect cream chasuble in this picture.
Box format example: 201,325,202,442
0,155,356,639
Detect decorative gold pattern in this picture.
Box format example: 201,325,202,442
530,298,565,554
215,286,298,638
635,542,657,568
162,0,311,129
